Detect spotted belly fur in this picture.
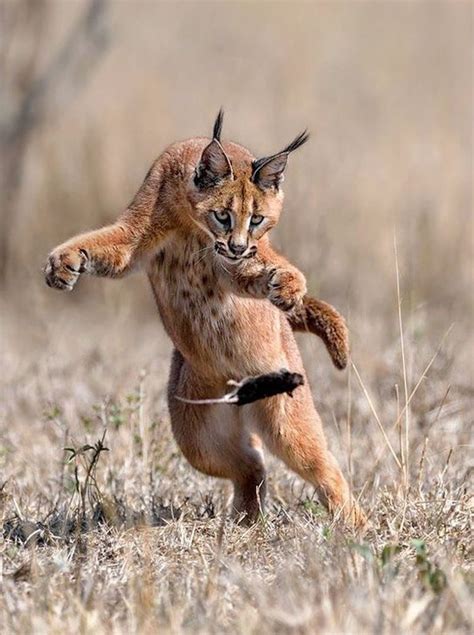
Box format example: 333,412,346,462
147,234,286,379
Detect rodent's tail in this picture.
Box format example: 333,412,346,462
288,296,349,370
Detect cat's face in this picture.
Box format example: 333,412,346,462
187,114,308,263
193,166,283,262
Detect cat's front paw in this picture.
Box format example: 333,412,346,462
268,268,307,311
44,247,88,291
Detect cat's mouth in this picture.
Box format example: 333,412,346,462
214,243,257,263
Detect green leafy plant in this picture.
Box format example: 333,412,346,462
411,539,447,593
64,430,109,523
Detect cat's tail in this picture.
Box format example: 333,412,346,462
288,296,349,370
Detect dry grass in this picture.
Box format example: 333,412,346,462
1,2,472,633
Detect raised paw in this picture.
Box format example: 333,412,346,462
288,297,350,370
268,268,307,311
44,247,88,291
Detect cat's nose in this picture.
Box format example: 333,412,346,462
228,240,247,256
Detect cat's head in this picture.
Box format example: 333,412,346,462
188,110,308,263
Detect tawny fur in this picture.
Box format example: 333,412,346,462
44,118,364,528
289,297,349,370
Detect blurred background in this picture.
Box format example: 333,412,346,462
0,0,472,478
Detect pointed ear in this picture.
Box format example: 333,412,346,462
252,130,309,191
194,109,233,189
251,153,288,190
194,140,233,189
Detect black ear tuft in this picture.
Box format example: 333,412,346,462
251,129,309,191
281,130,309,154
212,109,224,141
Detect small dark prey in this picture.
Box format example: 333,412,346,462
175,369,304,406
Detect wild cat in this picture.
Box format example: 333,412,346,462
45,111,365,527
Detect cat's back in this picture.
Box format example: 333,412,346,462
154,137,254,180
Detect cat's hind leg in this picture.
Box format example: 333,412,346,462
167,350,266,522
249,387,366,528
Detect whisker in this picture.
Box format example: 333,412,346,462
195,250,213,266
190,245,213,260
191,245,214,267
216,258,232,276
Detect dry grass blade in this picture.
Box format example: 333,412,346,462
366,324,455,478
394,234,410,487
351,361,402,469
392,324,455,434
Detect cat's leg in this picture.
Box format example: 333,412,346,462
251,391,365,527
44,218,170,290
288,297,349,370
44,224,134,290
44,177,172,293
244,334,365,530
167,350,266,522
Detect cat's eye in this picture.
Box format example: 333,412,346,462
213,210,231,225
250,214,264,226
